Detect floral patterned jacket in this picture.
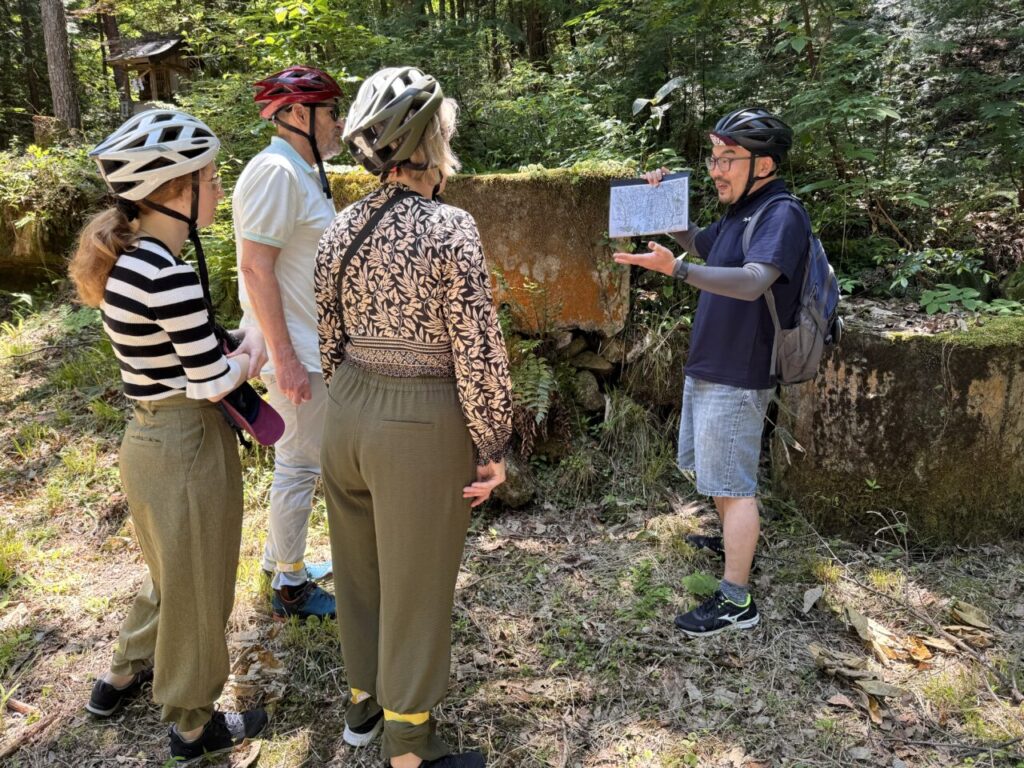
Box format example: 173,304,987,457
314,183,513,465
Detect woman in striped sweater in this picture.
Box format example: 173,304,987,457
69,110,269,764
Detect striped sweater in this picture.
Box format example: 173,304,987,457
101,237,240,401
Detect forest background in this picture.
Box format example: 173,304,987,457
1,2,1024,766
1,0,1023,308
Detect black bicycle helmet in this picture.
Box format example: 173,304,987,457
710,107,793,203
711,107,793,162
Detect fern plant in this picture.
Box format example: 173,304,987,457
510,339,556,426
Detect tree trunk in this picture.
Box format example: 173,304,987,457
17,0,45,112
100,13,127,94
39,0,81,130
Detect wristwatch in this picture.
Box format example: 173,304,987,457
672,257,690,281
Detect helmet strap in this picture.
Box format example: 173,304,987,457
737,155,775,203
138,172,217,317
275,105,333,200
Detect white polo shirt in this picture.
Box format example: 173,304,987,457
233,136,335,374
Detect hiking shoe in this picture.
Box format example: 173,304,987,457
685,534,725,557
85,668,153,717
685,534,758,570
168,709,268,764
342,709,383,747
674,590,760,637
272,581,336,621
388,752,485,768
262,561,333,582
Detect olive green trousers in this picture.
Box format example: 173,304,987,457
109,395,243,731
322,362,476,761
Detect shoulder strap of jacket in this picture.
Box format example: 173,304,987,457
333,189,417,343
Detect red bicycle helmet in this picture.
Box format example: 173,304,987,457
254,66,343,119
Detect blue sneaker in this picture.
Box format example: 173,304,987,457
305,561,333,581
272,581,336,621
262,561,333,582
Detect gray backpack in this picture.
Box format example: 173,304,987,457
742,192,843,385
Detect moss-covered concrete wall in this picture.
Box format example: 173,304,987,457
773,317,1024,543
328,168,629,336
0,154,105,287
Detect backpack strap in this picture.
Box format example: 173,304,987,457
741,192,805,384
333,189,417,345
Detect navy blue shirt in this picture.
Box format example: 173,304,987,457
685,179,810,390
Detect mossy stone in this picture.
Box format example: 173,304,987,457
773,317,1024,543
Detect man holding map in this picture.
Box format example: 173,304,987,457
613,107,810,637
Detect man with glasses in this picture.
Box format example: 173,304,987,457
233,66,344,621
614,108,809,636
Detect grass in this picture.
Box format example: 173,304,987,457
1,299,1024,767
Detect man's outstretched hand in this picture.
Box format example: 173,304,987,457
613,241,677,276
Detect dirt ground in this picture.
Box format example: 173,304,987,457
1,303,1022,768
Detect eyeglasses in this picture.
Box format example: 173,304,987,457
283,102,342,121
313,102,341,121
704,155,753,172
201,173,222,189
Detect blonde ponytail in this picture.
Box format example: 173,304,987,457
69,206,137,308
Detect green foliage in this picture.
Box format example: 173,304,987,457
509,338,556,426
680,571,718,598
920,284,985,314
0,145,101,226
878,247,992,295
920,285,1024,316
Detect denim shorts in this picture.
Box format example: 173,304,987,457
677,376,773,498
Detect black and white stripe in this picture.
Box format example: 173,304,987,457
101,238,238,401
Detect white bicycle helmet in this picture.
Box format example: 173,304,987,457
89,109,220,201
344,67,444,176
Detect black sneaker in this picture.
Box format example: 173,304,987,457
674,590,760,637
421,753,485,768
85,668,153,717
685,534,757,570
169,709,268,764
342,709,383,747
385,752,485,768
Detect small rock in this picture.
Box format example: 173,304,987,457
472,651,490,668
599,337,626,363
557,335,588,359
493,455,535,508
848,747,872,761
571,350,614,375
573,370,605,412
552,331,575,351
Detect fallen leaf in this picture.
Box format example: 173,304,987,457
855,679,906,698
802,586,824,614
950,600,990,629
866,694,884,725
844,607,903,664
905,636,933,661
234,739,262,768
827,693,856,709
919,635,956,653
726,746,746,767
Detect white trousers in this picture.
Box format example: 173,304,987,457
261,371,327,588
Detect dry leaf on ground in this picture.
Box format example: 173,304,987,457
949,600,990,629
802,586,824,614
